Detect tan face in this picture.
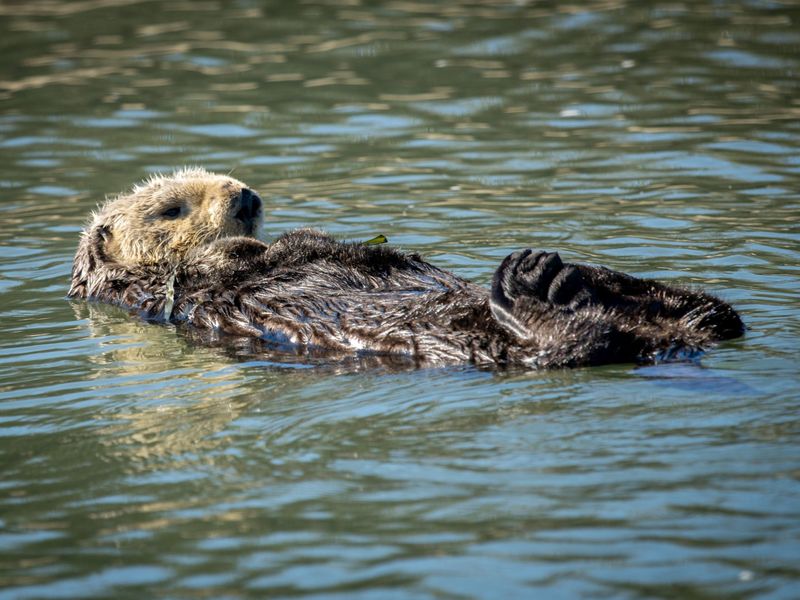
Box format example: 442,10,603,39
92,168,262,267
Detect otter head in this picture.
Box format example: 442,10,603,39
70,167,262,297
87,167,261,264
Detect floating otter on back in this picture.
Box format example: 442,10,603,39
69,168,744,369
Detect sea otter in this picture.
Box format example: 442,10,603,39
69,168,744,369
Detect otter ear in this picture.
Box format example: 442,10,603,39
69,218,122,298
88,222,115,265
69,219,113,287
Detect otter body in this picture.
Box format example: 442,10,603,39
69,169,744,369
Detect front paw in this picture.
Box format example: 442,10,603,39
492,249,593,311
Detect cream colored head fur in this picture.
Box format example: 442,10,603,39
87,167,261,267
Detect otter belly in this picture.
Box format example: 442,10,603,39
171,282,503,366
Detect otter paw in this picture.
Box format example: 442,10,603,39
491,249,593,310
547,264,594,309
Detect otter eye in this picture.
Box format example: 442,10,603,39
161,206,182,219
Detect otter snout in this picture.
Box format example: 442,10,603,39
234,188,262,230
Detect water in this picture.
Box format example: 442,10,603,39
1,1,799,597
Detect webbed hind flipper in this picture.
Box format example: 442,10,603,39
490,249,594,339
490,248,744,368
572,263,745,341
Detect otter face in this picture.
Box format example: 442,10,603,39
89,167,262,267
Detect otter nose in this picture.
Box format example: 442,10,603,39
235,188,262,223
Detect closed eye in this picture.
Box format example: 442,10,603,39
161,206,182,218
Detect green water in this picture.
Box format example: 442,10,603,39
1,1,799,597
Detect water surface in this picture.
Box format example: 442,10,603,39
1,1,799,598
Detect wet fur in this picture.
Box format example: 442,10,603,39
69,171,744,369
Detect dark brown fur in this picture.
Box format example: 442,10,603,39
70,223,744,369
